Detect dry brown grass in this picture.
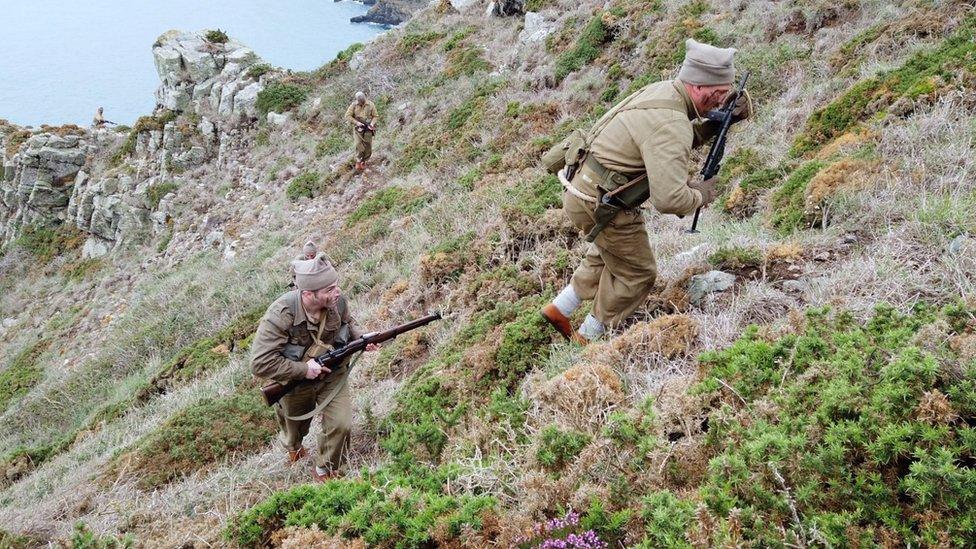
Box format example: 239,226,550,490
272,525,360,548
531,360,625,434
610,314,699,360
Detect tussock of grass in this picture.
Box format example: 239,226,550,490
0,339,50,413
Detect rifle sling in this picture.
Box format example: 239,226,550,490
279,350,364,421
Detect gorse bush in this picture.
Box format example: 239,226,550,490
768,160,825,234
285,171,322,201
537,426,591,471
554,13,613,83
225,466,496,547
256,82,310,116
688,304,976,546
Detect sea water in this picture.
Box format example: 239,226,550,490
0,0,384,127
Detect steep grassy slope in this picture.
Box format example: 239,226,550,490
1,0,975,546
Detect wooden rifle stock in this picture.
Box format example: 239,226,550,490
260,312,441,406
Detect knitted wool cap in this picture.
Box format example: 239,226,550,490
293,255,338,291
302,240,317,256
677,38,736,86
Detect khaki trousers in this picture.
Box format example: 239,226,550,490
275,365,352,472
563,186,657,327
354,129,373,162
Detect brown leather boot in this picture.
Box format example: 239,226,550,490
355,161,364,172
287,446,309,463
541,303,574,340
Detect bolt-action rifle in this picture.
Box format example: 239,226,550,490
352,115,376,134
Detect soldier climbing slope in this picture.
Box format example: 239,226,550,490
540,39,753,344
345,91,378,172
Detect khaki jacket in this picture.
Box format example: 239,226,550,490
345,100,377,128
589,79,714,217
251,291,364,383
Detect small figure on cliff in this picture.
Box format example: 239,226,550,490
541,39,753,344
91,107,116,128
251,255,379,481
345,91,378,172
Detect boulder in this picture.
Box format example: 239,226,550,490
519,12,555,43
688,270,736,305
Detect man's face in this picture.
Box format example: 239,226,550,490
701,85,732,112
357,96,365,105
304,252,316,259
310,283,341,308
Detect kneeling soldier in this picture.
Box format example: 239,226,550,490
541,39,751,343
251,256,377,480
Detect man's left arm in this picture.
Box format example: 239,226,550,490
636,119,701,217
368,103,378,127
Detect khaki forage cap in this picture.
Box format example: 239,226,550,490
293,255,338,292
677,38,736,86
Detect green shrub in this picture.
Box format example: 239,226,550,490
204,29,229,44
503,174,562,219
397,31,444,54
444,45,491,77
633,491,696,548
0,528,35,548
225,467,496,547
792,15,976,155
689,304,976,546
443,26,475,51
125,388,276,489
525,0,557,10
61,257,104,282
554,14,613,83
708,246,763,271
346,186,430,226
146,181,178,209
246,63,271,79
256,82,310,115
768,160,826,233
314,133,346,158
11,224,85,262
285,170,322,201
0,340,48,414
69,522,134,548
111,110,176,165
537,426,591,471
335,42,364,63
580,497,632,546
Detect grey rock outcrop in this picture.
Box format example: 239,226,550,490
688,270,737,305
519,12,555,43
153,30,266,126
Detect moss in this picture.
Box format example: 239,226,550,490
124,387,276,489
792,15,976,156
554,13,613,83
285,170,322,201
346,186,431,226
146,181,178,209
536,425,591,471
708,246,763,271
204,29,229,44
256,82,310,116
225,466,496,547
768,160,826,234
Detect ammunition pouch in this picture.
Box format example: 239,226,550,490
542,129,588,175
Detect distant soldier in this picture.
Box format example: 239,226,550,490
91,107,115,128
251,256,378,480
289,241,320,285
345,91,377,172
541,39,752,343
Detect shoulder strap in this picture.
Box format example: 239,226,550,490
586,91,686,146
623,99,685,113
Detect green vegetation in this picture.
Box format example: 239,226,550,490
285,170,323,201
443,26,475,52
62,257,105,282
256,82,310,115
525,0,557,10
708,246,763,272
204,29,229,44
687,304,976,546
347,186,431,226
146,181,179,209
246,63,271,79
111,110,177,165
537,426,591,471
10,224,84,263
70,522,134,548
792,15,976,155
125,388,276,489
444,45,491,78
0,340,49,414
397,31,445,54
768,160,826,233
225,466,496,547
554,13,613,83
314,133,345,158
503,174,562,219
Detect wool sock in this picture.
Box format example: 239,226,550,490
578,313,606,340
552,285,582,317
316,466,330,475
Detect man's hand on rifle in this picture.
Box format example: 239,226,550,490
365,343,379,352
689,176,719,208
730,90,752,124
305,358,329,379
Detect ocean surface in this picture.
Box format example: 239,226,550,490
0,0,384,127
